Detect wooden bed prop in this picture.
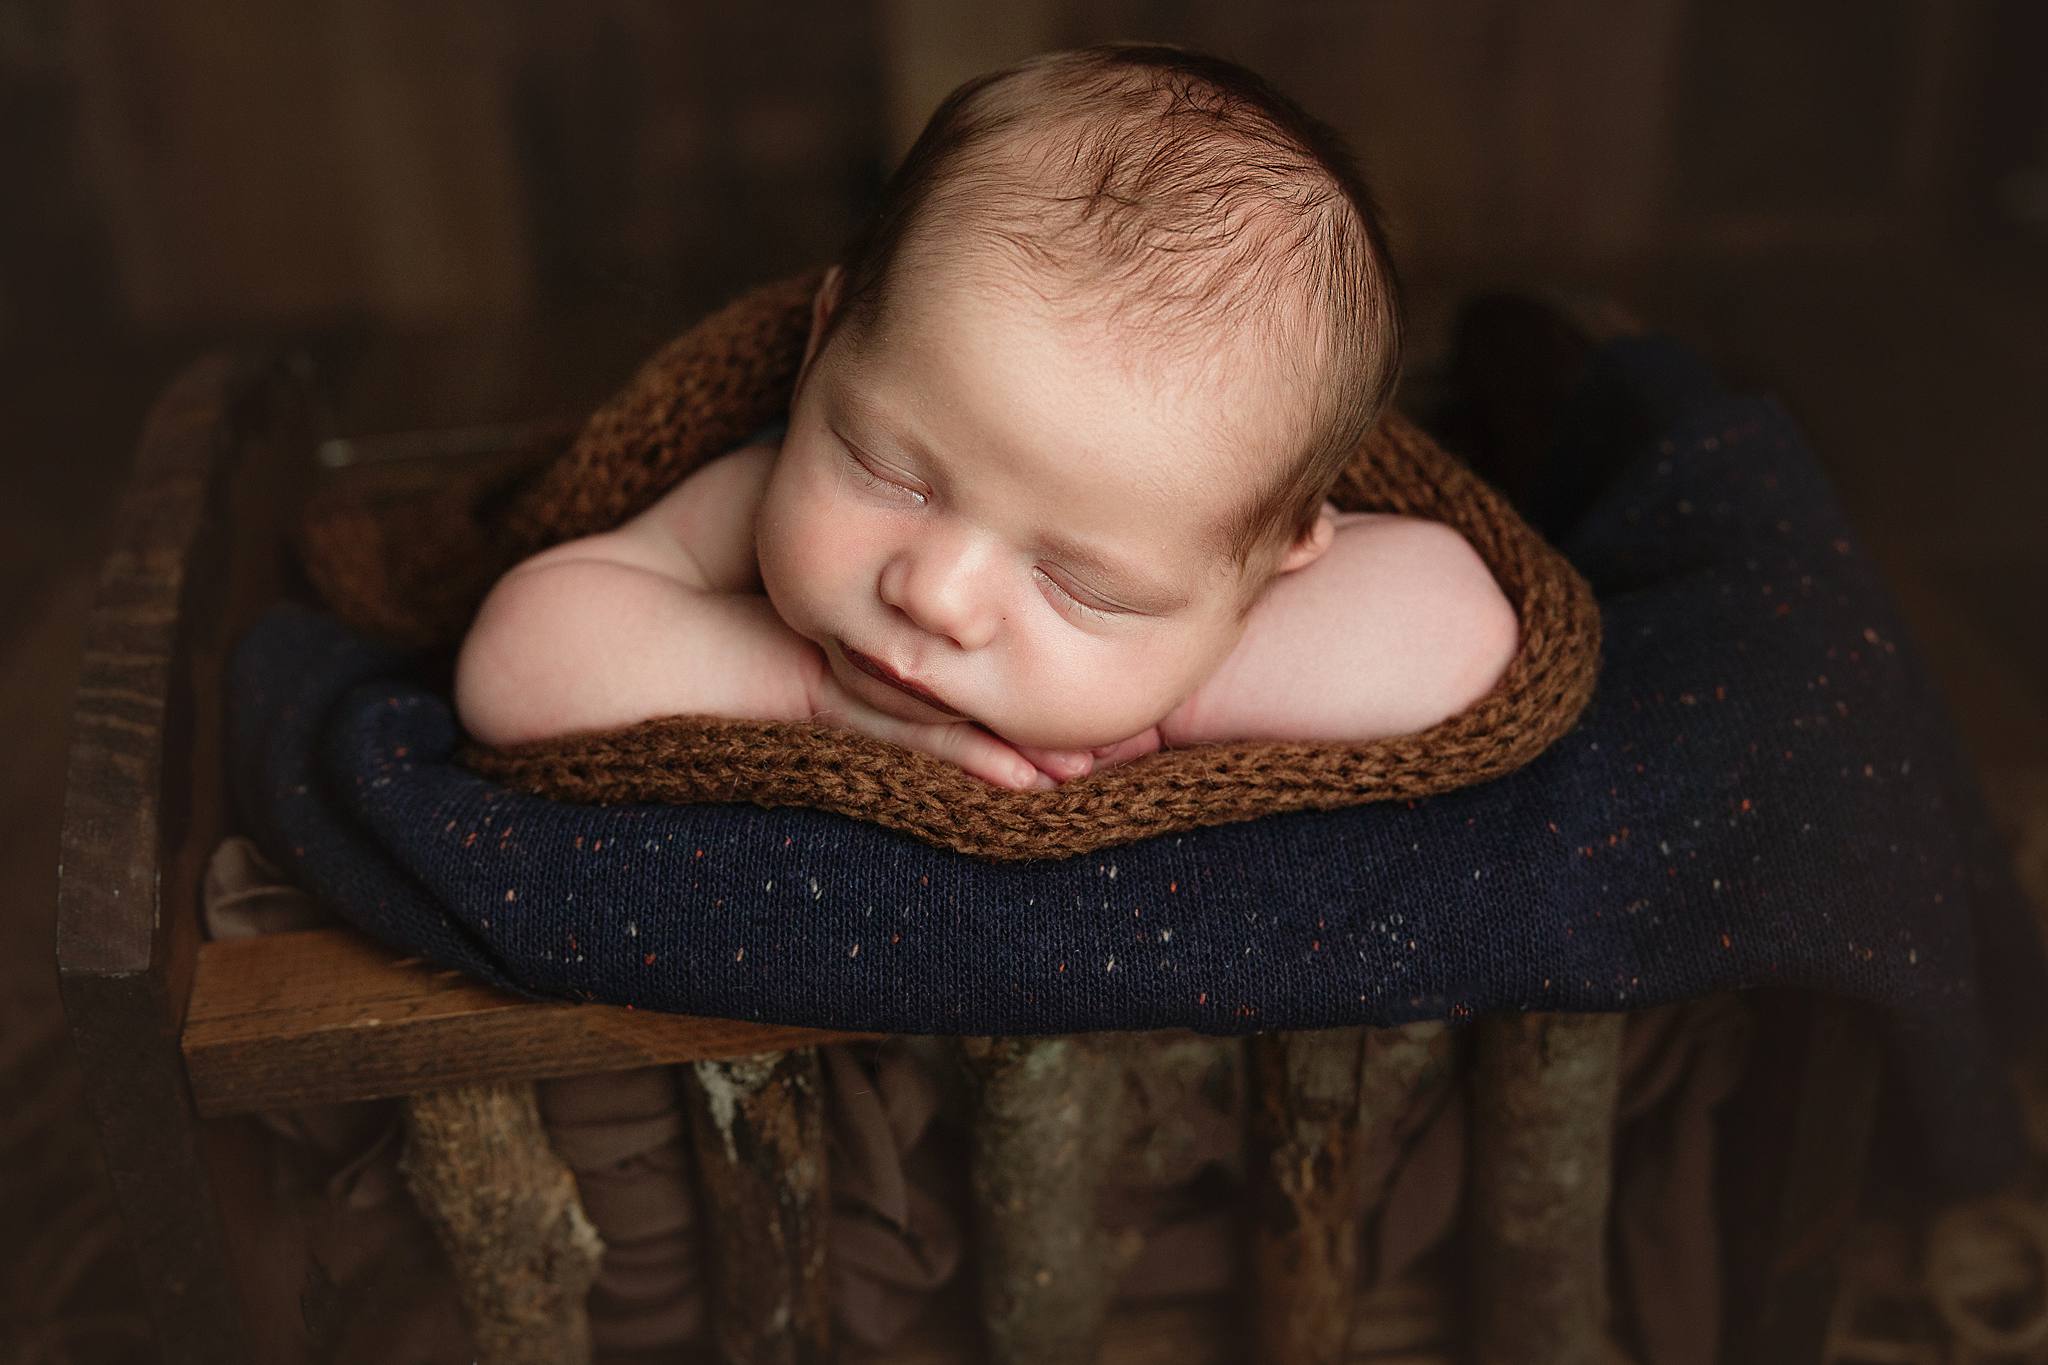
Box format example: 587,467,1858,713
56,353,1881,1365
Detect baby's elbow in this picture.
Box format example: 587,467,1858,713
453,598,531,748
1455,582,1520,711
1412,523,1519,723
453,571,574,747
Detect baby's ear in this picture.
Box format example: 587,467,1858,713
1273,502,1337,576
800,266,846,378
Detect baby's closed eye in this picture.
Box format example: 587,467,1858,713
839,438,1142,624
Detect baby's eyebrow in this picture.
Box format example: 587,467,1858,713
830,385,1191,612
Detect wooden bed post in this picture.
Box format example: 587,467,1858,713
1467,1011,1626,1365
56,354,311,1365
680,1049,833,1365
399,1081,605,1365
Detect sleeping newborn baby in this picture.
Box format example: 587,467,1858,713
455,44,1518,791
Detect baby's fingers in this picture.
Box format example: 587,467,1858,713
928,724,1056,790
811,678,1050,790
1090,727,1164,770
1011,743,1094,781
854,710,1050,790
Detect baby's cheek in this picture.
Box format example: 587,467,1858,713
756,495,844,633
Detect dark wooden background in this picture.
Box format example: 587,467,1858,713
4,2,2045,1359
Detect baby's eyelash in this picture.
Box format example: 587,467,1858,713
848,454,927,505
846,447,1117,623
1034,567,1118,622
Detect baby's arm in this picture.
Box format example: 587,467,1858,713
454,448,1070,789
1158,512,1519,747
454,445,823,747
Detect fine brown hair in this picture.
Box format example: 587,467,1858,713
821,42,1405,580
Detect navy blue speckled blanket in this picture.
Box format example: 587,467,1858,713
228,338,2043,1192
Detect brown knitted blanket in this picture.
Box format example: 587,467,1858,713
300,272,1602,860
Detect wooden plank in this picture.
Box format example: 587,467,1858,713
69,0,531,328
875,0,1061,158
62,968,250,1363
182,926,874,1114
56,353,288,1364
59,353,241,981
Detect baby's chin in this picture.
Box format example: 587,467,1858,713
977,711,1160,754
880,686,1137,752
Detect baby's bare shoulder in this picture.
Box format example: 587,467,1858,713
643,440,777,533
506,440,776,593
631,440,778,593
1170,510,1514,745
1341,513,1505,618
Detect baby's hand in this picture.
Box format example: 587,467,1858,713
807,668,1062,791
1012,728,1163,782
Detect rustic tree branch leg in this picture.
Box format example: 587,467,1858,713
1113,1033,1246,1188
1356,1022,1452,1215
680,1049,831,1365
961,1035,1135,1365
1249,1026,1367,1365
1467,1011,1626,1365
1247,1022,1448,1365
399,1081,605,1365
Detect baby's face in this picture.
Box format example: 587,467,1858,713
754,263,1303,751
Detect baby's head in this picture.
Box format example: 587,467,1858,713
756,43,1403,750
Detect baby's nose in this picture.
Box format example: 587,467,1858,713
883,538,1001,649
